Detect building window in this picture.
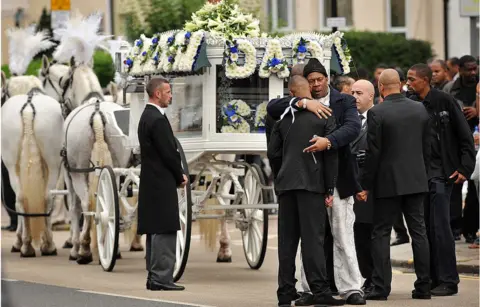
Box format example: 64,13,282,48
268,0,295,31
386,0,409,36
320,0,353,29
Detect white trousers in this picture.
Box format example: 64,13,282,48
300,189,363,299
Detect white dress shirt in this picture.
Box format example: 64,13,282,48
147,102,165,115
359,109,368,127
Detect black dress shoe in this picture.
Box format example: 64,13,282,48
312,295,345,306
361,281,375,295
390,237,409,246
411,290,431,299
150,282,185,291
346,293,366,305
431,284,458,296
295,292,313,306
364,291,388,300
146,280,151,290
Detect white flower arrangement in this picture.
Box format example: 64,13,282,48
155,34,171,74
124,37,144,73
333,33,352,74
224,39,257,79
220,99,252,133
292,37,324,65
142,34,161,75
259,39,289,79
130,35,150,75
254,101,268,132
176,31,205,72
161,33,179,73
184,0,261,39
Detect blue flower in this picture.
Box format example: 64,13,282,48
269,57,281,67
167,36,174,44
142,51,147,56
230,46,238,53
152,37,159,44
168,56,174,63
257,126,266,133
185,32,192,39
125,58,133,66
136,40,143,47
153,53,159,63
298,44,307,53
224,105,236,117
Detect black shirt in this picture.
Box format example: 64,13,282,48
422,91,444,179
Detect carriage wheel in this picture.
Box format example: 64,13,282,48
95,166,120,272
173,138,192,282
241,163,269,270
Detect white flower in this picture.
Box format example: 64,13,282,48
221,126,236,133
225,39,256,79
230,52,239,62
258,39,290,79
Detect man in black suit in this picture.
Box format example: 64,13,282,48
268,75,343,307
359,69,431,300
137,77,188,291
349,80,375,294
407,63,476,296
267,59,364,305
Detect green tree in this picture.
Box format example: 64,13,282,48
35,8,55,59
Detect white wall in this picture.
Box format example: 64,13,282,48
448,0,472,58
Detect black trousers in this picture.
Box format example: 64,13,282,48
146,233,176,285
354,222,373,283
450,183,463,235
277,190,330,304
462,180,479,238
1,160,17,226
425,177,459,287
392,213,408,239
371,193,430,296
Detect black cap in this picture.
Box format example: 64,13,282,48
303,58,328,78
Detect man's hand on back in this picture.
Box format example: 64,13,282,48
180,174,188,188
297,99,332,119
303,136,330,153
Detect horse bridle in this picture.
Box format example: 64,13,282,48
41,62,76,117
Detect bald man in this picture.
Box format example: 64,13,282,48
349,80,375,294
359,69,432,300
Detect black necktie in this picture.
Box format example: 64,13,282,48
359,114,365,121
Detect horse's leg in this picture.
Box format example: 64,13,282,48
8,173,22,253
68,194,82,260
71,173,93,265
11,217,22,253
20,212,35,258
130,235,144,252
216,173,233,263
40,171,59,256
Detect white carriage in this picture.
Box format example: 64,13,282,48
80,3,351,281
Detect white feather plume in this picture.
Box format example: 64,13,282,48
53,11,111,65
7,24,55,76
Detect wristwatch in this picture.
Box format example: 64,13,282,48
326,138,332,150
302,98,307,109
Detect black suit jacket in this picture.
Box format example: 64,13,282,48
137,104,184,234
267,111,338,195
350,113,373,223
267,86,361,199
361,94,431,198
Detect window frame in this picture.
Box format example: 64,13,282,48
386,0,410,38
268,0,296,32
317,0,353,32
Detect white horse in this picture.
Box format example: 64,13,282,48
38,56,143,263
1,77,64,257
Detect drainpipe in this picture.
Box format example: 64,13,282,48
443,0,449,59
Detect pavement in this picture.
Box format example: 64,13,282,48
1,205,479,307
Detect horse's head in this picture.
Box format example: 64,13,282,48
39,55,70,102
2,70,43,104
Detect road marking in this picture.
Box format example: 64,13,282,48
78,290,216,307
392,272,479,281
1,279,18,282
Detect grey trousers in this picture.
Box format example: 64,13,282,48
146,233,176,285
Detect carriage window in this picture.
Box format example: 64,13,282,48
215,65,269,134
165,76,203,138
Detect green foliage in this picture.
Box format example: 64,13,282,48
35,8,56,59
125,0,205,42
342,31,433,75
2,51,115,88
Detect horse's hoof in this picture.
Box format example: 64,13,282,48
41,249,57,256
20,251,36,258
69,255,78,261
63,241,73,249
76,254,93,265
115,252,122,259
11,246,20,253
129,246,144,252
216,256,232,263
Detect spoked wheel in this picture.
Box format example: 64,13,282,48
95,166,120,272
173,138,192,282
240,163,269,270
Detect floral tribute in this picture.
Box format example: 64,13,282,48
184,0,261,39
124,37,143,73
259,39,289,79
292,37,324,65
254,101,268,132
332,32,352,74
220,99,252,133
142,34,162,75
224,39,256,79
